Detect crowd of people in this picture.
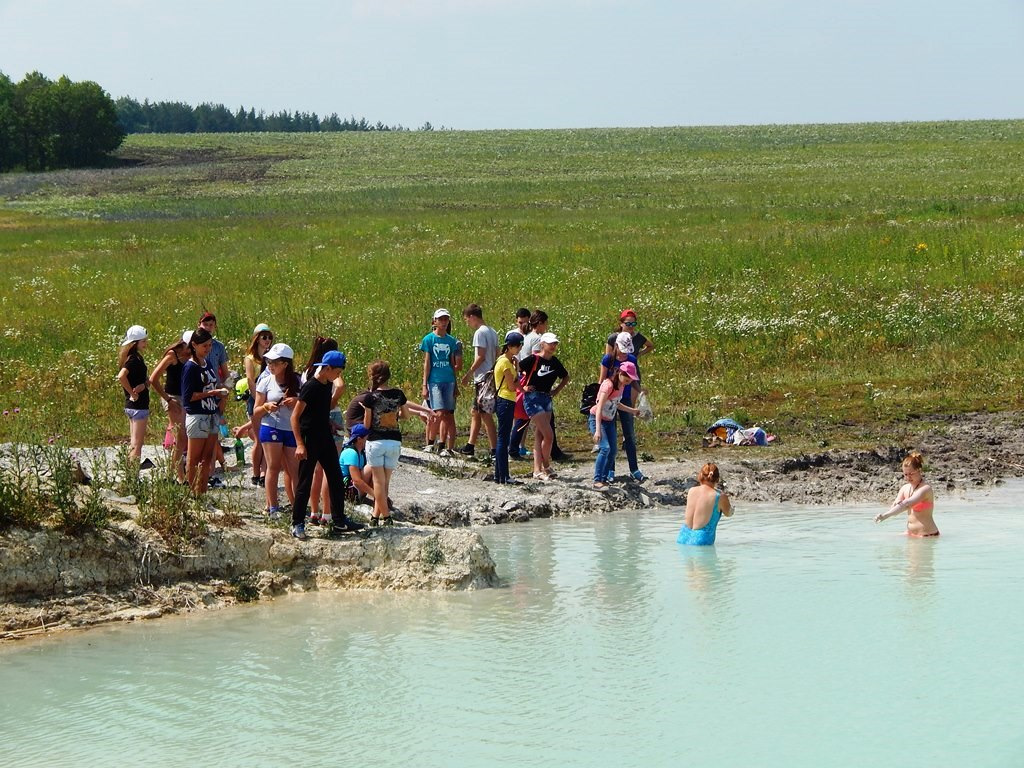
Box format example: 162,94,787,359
118,307,938,544
116,305,658,539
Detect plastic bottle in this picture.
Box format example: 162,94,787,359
234,437,245,467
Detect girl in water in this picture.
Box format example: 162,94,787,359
677,463,732,545
874,451,939,536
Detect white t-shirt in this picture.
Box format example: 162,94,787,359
256,369,294,430
519,331,542,361
472,324,499,381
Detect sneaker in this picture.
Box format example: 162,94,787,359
606,472,615,484
258,476,266,487
380,516,394,527
250,476,261,487
508,452,528,462
482,474,496,482
291,524,307,540
519,447,530,457
551,450,573,463
458,444,476,456
208,476,225,489
368,516,380,528
267,506,281,521
631,470,649,484
139,458,155,470
331,518,367,535
422,443,437,453
438,447,455,458
307,514,321,526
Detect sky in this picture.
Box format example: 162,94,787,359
1,0,1021,130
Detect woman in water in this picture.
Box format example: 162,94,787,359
677,463,732,545
874,451,939,536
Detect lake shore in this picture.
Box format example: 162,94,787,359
3,409,1020,643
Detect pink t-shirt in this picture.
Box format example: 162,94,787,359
590,379,624,422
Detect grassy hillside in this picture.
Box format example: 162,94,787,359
1,121,1023,450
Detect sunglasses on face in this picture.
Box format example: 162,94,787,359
623,321,637,327
259,334,273,340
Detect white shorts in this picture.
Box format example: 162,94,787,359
365,439,401,469
185,413,219,439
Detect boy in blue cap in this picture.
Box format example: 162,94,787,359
289,351,365,539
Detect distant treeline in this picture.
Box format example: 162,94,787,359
0,71,125,172
115,97,417,134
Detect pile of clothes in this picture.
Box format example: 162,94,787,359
703,418,775,447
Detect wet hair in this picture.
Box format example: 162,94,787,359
188,327,213,360
247,328,274,362
902,451,924,472
529,310,548,329
304,335,338,378
697,462,721,485
462,303,483,319
367,360,391,389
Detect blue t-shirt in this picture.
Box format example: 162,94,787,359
209,338,228,383
339,446,365,480
181,358,221,415
420,332,460,384
601,353,639,402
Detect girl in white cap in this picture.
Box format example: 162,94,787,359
253,343,301,520
118,325,152,468
519,332,570,480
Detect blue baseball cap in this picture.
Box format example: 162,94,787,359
503,331,525,347
344,423,369,446
314,350,347,369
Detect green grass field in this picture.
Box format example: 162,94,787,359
2,121,1023,452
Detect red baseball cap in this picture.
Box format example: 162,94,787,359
619,308,637,320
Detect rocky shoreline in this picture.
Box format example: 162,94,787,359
3,410,1021,642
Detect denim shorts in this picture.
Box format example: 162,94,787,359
259,425,298,448
428,380,456,412
185,413,219,439
366,439,401,469
125,408,149,421
523,391,553,418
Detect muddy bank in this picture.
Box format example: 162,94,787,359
0,521,497,641
375,411,1024,524
4,410,1021,642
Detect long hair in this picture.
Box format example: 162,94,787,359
367,360,391,390
118,340,141,369
247,328,273,364
304,335,338,378
274,358,301,397
189,327,213,361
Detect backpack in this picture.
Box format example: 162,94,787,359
579,382,600,414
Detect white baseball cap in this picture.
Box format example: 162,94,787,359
264,343,294,361
121,325,147,346
432,308,451,320
253,323,271,335
539,332,559,345
615,332,634,354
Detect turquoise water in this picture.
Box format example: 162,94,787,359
2,483,1023,767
